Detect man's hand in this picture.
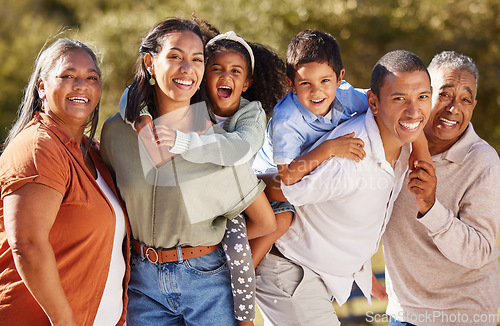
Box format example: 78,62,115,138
408,160,437,215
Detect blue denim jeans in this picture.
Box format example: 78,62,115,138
389,316,417,326
126,247,238,326
270,201,296,216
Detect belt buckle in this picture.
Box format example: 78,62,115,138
145,247,159,263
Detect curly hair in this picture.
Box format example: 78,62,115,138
245,42,289,117
195,20,288,117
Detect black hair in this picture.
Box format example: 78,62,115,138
286,29,343,84
197,18,288,116
370,50,430,98
125,18,205,122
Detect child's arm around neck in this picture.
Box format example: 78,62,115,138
279,132,365,185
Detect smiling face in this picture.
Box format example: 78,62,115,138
368,70,432,150
205,49,251,117
424,67,477,154
38,48,101,131
288,61,344,116
145,30,205,113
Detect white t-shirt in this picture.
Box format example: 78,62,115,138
278,110,410,306
213,113,230,128
93,170,127,326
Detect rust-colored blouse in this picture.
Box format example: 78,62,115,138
0,112,130,325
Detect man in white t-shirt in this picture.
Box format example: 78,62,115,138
255,50,433,326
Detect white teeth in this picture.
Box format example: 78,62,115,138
399,121,420,130
68,97,89,103
219,86,232,90
174,79,193,86
311,99,324,103
439,117,459,126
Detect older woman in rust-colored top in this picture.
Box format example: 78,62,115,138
0,38,130,326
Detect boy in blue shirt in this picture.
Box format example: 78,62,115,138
250,29,369,265
253,30,368,184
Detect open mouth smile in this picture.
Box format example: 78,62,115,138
399,120,421,131
173,78,194,87
217,86,233,99
439,117,459,127
310,98,325,104
68,97,89,103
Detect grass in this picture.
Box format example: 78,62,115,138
253,233,500,325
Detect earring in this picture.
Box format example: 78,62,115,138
148,70,155,85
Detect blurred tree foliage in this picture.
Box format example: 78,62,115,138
1,0,499,152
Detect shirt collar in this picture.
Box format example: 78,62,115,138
433,123,478,164
364,110,386,165
36,111,78,149
364,110,411,176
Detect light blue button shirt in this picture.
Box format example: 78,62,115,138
252,80,368,173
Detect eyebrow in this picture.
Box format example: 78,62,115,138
61,67,100,74
441,83,474,97
230,64,245,70
210,62,245,69
389,90,431,97
170,47,204,56
295,74,335,82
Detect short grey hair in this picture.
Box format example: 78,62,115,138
428,51,478,92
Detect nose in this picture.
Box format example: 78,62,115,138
405,101,419,118
446,98,458,113
73,76,87,89
310,84,320,95
219,70,230,79
180,59,193,73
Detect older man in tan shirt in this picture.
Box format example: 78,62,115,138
382,51,500,326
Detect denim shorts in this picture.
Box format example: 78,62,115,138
270,201,296,218
126,247,238,326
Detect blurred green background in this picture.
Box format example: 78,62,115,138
1,0,500,152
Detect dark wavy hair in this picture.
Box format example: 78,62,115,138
197,18,288,117
125,18,205,122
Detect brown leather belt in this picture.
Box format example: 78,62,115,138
132,239,219,263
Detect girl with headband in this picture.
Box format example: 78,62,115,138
103,18,267,325
115,23,288,325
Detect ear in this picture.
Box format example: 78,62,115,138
37,78,47,100
336,69,345,87
285,76,296,94
144,53,154,75
242,78,252,93
367,90,380,115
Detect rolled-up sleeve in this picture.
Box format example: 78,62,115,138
281,158,346,206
